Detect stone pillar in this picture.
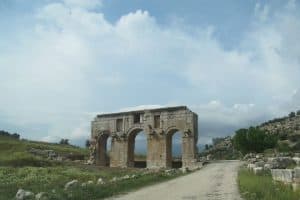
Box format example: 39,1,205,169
110,136,128,168
146,131,167,169
182,131,198,169
165,133,172,168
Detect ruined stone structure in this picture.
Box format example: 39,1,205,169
89,106,198,169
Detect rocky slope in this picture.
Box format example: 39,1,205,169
259,113,300,151
199,136,240,160
260,114,300,137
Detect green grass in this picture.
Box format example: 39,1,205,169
238,168,300,200
0,136,88,167
0,135,185,199
0,166,180,200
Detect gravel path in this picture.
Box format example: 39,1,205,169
108,160,243,200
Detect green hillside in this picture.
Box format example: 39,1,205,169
0,135,88,167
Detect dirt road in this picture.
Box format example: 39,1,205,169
109,160,242,200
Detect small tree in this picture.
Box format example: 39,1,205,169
12,133,20,140
289,112,296,118
85,140,91,148
232,129,248,154
297,110,300,116
205,144,209,150
59,139,69,145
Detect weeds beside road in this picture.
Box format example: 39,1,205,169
238,168,300,200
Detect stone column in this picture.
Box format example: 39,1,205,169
146,128,167,168
182,130,198,169
110,135,128,168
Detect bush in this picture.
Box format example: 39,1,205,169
276,142,291,152
0,130,20,139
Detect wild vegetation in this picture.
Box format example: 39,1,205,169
203,110,300,160
238,168,300,200
0,135,182,200
0,130,20,139
232,127,278,154
0,135,88,167
0,165,178,200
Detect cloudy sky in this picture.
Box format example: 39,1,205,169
0,0,300,147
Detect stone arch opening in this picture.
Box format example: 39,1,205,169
96,132,111,166
166,129,183,168
127,128,147,168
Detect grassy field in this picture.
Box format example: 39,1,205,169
238,168,300,200
0,165,178,200
0,136,183,199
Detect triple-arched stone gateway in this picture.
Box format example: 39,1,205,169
89,106,199,169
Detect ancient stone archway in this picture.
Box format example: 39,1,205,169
90,106,198,169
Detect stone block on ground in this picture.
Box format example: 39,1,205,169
64,180,79,190
16,189,34,200
271,169,294,183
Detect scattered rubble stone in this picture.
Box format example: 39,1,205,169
16,189,34,200
35,192,48,200
64,180,79,190
97,178,105,185
253,167,263,175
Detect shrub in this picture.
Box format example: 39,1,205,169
85,140,91,148
0,130,20,139
277,142,291,152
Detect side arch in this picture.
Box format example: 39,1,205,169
165,127,184,168
95,130,111,166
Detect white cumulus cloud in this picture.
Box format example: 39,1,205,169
0,1,299,146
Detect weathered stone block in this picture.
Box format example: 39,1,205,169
294,167,300,183
253,167,263,175
271,169,294,183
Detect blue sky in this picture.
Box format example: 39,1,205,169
0,0,300,148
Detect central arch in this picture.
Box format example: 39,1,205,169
166,128,183,168
127,128,148,168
